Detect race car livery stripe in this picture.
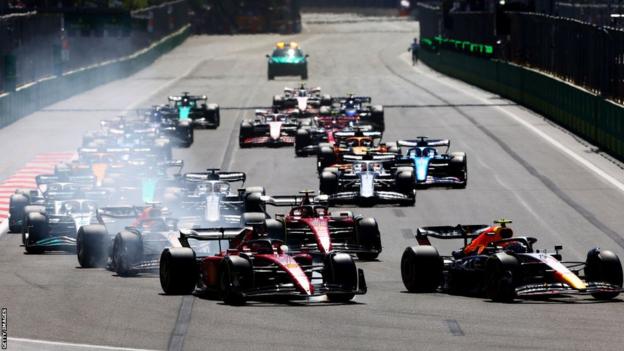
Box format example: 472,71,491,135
0,152,75,222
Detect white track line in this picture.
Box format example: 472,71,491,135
8,337,157,351
406,54,624,194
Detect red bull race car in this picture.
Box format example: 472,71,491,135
401,219,623,302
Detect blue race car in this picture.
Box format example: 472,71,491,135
396,137,467,188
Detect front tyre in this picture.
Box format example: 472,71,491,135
324,253,358,302
401,246,442,292
585,248,623,300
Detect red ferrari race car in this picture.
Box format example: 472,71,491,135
401,219,623,302
159,226,367,305
261,191,382,260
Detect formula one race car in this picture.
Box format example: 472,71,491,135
164,169,266,227
401,219,623,301
168,92,220,129
331,95,384,132
294,115,373,157
317,129,397,172
99,159,183,205
396,137,467,188
262,191,382,260
272,84,331,115
159,226,367,304
22,194,107,254
8,174,96,233
239,111,298,147
320,154,415,206
266,42,308,80
144,105,194,147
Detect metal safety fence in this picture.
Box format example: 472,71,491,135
0,0,189,94
416,3,624,103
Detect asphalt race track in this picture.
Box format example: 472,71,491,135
2,14,624,351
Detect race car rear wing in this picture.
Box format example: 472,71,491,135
415,224,490,246
260,194,328,207
398,138,450,148
342,154,397,162
334,130,382,139
168,94,207,102
183,169,246,183
97,206,141,219
36,174,96,186
331,96,372,104
178,227,247,252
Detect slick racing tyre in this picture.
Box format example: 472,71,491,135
450,152,467,189
324,253,358,302
9,193,29,233
265,219,285,241
21,205,45,245
112,231,143,276
317,144,336,172
76,225,108,268
24,212,47,254
239,121,254,148
220,256,252,305
370,105,385,132
244,187,266,212
356,218,382,261
160,247,197,295
320,170,338,195
395,167,415,205
485,253,519,302
206,104,220,129
585,248,623,300
242,212,266,227
401,246,442,292
295,129,311,157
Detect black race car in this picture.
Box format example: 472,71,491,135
401,219,623,302
168,92,220,129
145,105,194,147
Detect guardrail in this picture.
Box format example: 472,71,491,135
0,24,190,128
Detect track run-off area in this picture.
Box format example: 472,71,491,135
1,13,624,351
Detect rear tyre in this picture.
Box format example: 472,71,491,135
244,187,265,212
9,194,29,233
295,129,310,157
585,248,623,300
320,171,339,195
317,145,336,172
76,225,108,268
324,253,358,302
112,231,143,276
220,256,252,305
160,247,197,295
485,253,519,302
356,218,382,261
242,212,266,227
400,246,442,292
266,219,285,240
370,105,385,132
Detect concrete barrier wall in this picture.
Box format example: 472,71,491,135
0,24,190,128
421,49,624,161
